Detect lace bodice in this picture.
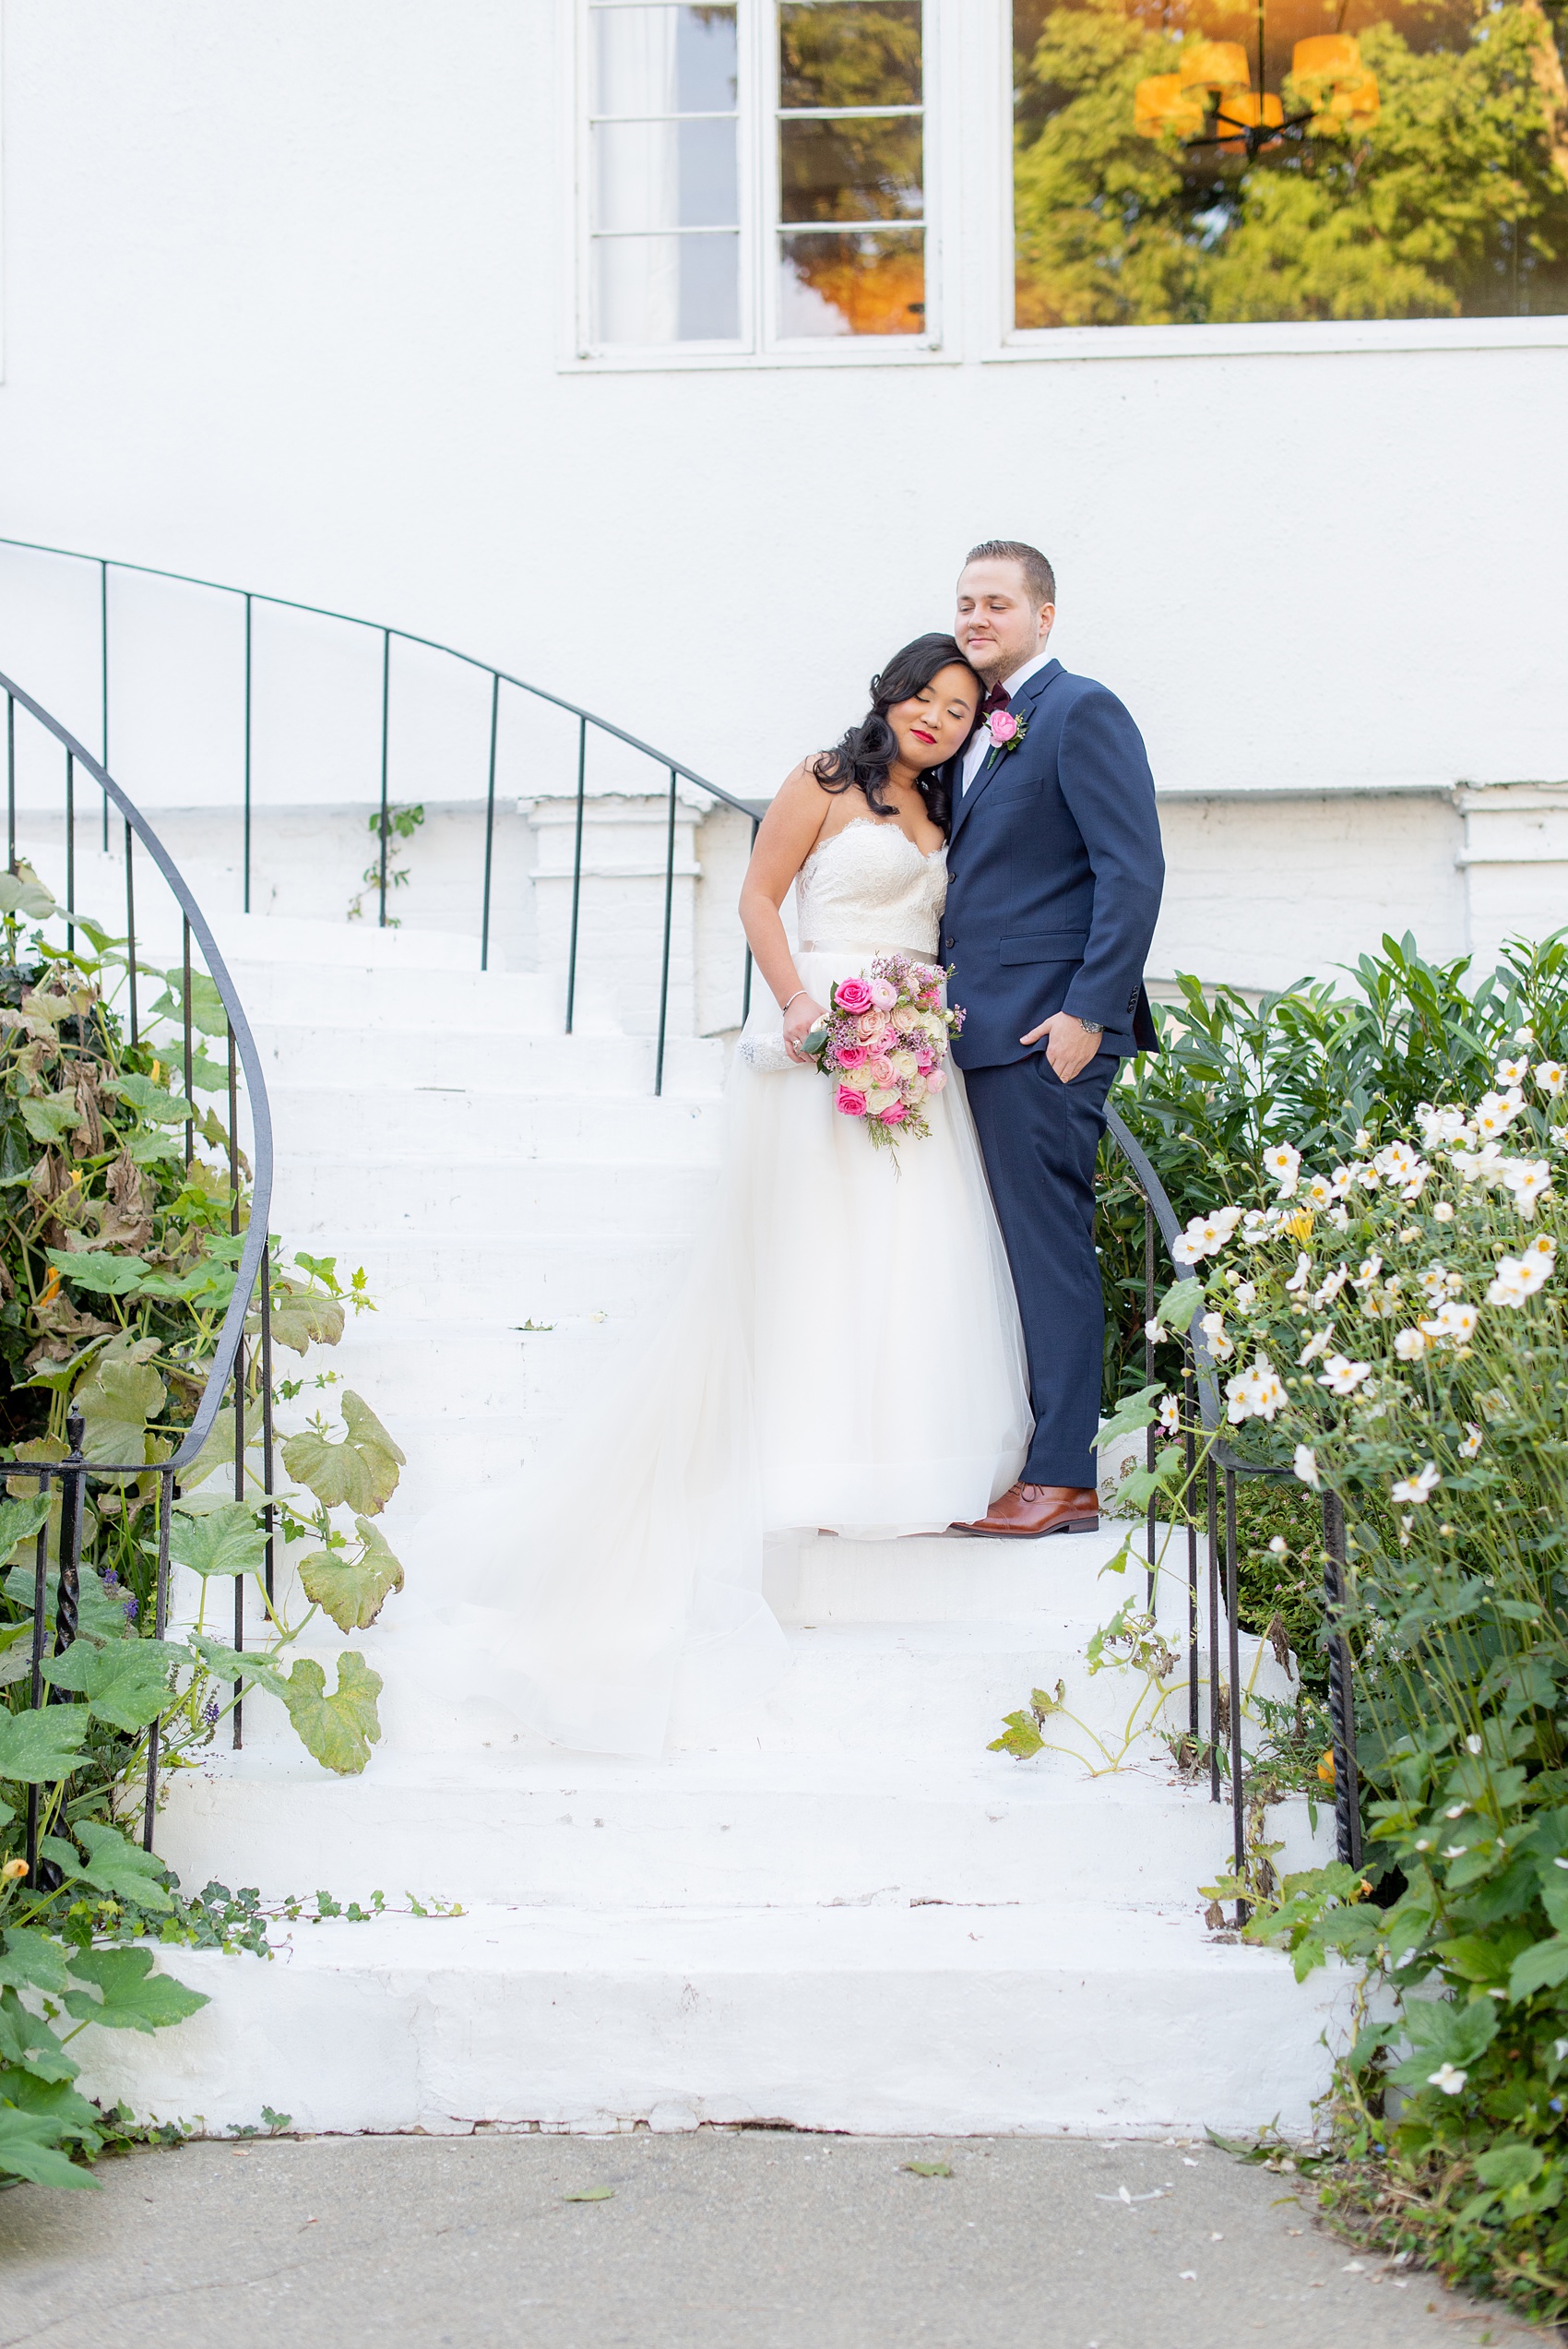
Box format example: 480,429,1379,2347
795,819,946,957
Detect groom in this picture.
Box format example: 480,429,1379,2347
944,541,1163,1538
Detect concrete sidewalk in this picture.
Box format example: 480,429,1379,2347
0,2129,1533,2349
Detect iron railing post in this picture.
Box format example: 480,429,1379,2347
65,749,76,953
377,627,391,927
1224,1465,1247,1921
481,671,500,972
144,1469,173,1853
1322,1489,1363,1868
741,814,759,1026
565,717,587,1034
1206,1449,1221,1804
243,590,254,914
53,1410,86,1670
182,918,195,1166
654,765,677,1097
125,820,138,1043
24,1476,52,1885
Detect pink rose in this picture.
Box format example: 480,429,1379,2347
915,1050,935,1075
924,1066,948,1094
988,709,1019,745
835,1085,868,1118
835,1043,870,1069
920,990,941,1009
868,977,898,1012
856,1011,884,1041
880,1103,907,1125
834,977,873,1015
867,1055,895,1087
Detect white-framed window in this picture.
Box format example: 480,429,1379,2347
576,0,939,361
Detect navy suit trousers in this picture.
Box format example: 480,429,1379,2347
963,1050,1114,1492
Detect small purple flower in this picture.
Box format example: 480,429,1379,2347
123,1595,139,1623
102,1568,120,1591
203,1699,220,1727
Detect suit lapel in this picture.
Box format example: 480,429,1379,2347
949,660,1063,841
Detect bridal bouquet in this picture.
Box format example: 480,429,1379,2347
803,954,963,1152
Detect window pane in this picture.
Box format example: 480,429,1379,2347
1011,0,1568,326
779,226,925,333
593,5,738,115
779,1,922,110
594,118,739,230
594,233,741,342
779,115,923,223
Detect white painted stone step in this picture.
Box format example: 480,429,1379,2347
75,1900,1355,2139
271,1153,719,1237
270,1231,690,1323
267,1082,724,1163
225,953,618,1035
156,1747,1328,1914
253,1026,724,1099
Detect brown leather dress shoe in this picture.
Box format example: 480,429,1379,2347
948,1483,1100,1539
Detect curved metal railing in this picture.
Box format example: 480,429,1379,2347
0,535,765,1092
1105,1103,1362,1910
0,669,275,1869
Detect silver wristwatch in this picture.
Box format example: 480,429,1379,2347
1077,1018,1105,1034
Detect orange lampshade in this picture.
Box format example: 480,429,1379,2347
1177,39,1252,91
1311,67,1380,130
1214,89,1285,141
1134,73,1205,137
1291,32,1362,89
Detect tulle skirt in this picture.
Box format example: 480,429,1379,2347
386,947,1031,1759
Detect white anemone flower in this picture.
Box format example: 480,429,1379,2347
1419,1300,1479,1344
1375,1140,1421,1183
1419,1264,1453,1303
1328,1164,1354,1199
1391,1461,1441,1506
1427,2063,1468,2095
1393,1329,1428,1362
1292,1444,1319,1488
1317,1353,1372,1396
1199,1311,1234,1362
1536,1061,1567,1098
1488,1250,1553,1306
1459,1424,1483,1459
1313,1265,1350,1308
1284,1251,1313,1295
1354,1163,1381,1191
1158,1392,1182,1437
1144,1318,1168,1345
1232,1280,1257,1315
1328,1204,1351,1231
1298,1325,1335,1366
1352,1255,1383,1291
1263,1142,1301,1196
1306,1174,1335,1208
1495,1056,1530,1087
1224,1355,1289,1424
1474,1088,1526,1139
1500,1158,1552,1219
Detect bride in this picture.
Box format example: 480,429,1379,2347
395,634,1031,1759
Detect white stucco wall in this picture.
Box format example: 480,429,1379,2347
0,0,1562,1002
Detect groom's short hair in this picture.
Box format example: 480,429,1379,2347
964,540,1056,611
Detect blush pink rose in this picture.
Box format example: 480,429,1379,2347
834,977,873,1015
856,1011,884,1041
920,990,942,1009
866,1055,895,1087
867,977,898,1012
880,1103,908,1125
834,1043,870,1069
988,709,1020,745
924,1066,948,1095
915,1050,935,1075
835,1085,868,1118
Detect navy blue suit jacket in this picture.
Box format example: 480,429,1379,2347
940,661,1164,1069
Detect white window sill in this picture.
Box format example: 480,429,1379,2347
561,340,957,373
989,316,1568,363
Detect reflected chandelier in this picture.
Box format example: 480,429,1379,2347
1135,30,1380,157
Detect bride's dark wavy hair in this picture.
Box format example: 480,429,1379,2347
814,633,982,838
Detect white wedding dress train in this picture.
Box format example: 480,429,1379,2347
390,820,1031,1758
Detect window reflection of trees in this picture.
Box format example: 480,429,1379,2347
778,1,928,337
1012,0,1568,325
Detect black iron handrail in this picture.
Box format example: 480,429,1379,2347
0,535,763,1091
1103,1103,1362,1911
0,669,275,1872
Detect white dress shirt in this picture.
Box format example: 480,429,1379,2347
960,647,1056,793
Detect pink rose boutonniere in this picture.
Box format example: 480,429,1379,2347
987,708,1027,754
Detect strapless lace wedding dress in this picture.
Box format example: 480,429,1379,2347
389,822,1030,1759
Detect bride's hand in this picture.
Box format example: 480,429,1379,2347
783,995,828,1062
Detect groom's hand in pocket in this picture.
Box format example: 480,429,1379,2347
1022,1010,1100,1084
